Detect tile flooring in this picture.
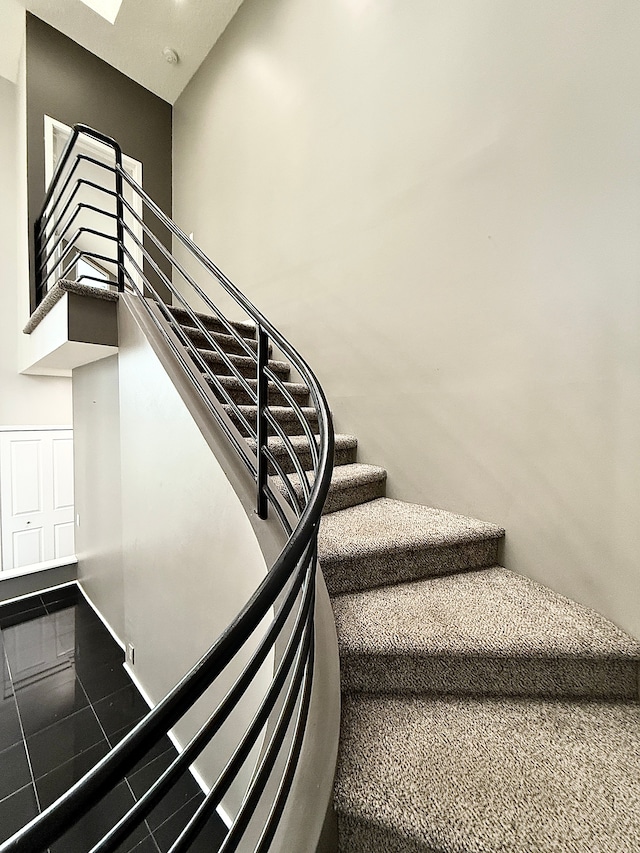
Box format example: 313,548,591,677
0,584,227,852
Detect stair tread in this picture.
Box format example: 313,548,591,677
332,566,640,660
246,433,357,454
272,463,387,515
319,497,504,562
210,375,308,394
335,693,640,852
170,306,256,337
197,348,290,373
318,498,503,595
283,462,387,491
181,325,261,352
225,404,317,420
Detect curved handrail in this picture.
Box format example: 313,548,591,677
39,124,123,216
10,125,336,852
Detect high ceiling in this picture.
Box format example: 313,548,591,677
8,0,245,103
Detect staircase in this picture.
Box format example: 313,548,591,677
170,304,640,853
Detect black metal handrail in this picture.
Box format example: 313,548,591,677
7,125,335,852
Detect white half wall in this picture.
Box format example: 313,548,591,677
173,0,640,638
73,299,271,818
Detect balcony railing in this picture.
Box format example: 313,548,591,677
3,124,336,853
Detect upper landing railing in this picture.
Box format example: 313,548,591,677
4,124,335,852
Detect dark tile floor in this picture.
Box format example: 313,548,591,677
0,584,227,852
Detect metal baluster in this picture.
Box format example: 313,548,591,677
33,217,43,305
114,155,125,292
256,326,269,519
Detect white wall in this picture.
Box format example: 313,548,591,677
173,0,640,638
73,354,125,638
0,1,25,85
0,57,72,426
0,40,72,572
74,300,271,818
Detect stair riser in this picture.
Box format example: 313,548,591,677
268,445,357,476
322,540,501,596
227,411,319,438
182,326,266,356
198,353,290,381
170,308,256,339
339,655,640,700
210,381,309,408
323,480,387,514
280,479,386,517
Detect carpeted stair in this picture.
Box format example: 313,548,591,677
168,305,640,852
332,566,640,698
336,695,640,853
223,404,320,437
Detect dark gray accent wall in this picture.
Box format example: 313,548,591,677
68,293,118,346
26,14,172,311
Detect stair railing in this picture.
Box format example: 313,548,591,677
7,124,335,852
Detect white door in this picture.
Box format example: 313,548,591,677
0,429,75,571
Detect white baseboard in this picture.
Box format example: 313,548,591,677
123,662,233,829
77,582,126,651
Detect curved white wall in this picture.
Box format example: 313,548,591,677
74,299,270,818
173,0,640,638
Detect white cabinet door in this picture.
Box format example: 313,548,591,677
0,429,75,571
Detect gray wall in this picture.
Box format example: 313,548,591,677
0,71,71,425
26,14,172,310
173,0,640,638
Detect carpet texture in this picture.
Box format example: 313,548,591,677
332,566,640,698
180,325,264,356
246,433,358,475
197,348,290,380
275,463,388,514
166,305,640,852
206,374,310,406
335,695,640,853
23,280,118,334
223,404,320,437
319,498,504,595
170,305,256,338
